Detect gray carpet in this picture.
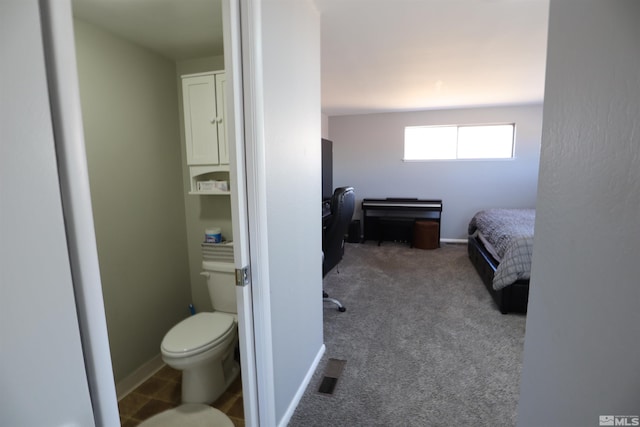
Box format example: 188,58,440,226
289,242,526,427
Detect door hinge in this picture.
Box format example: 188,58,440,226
235,266,250,287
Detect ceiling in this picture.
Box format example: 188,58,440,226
71,0,224,61
71,0,549,116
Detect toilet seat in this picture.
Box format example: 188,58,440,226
162,312,235,358
138,404,234,427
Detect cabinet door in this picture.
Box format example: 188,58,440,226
215,73,229,165
183,74,219,165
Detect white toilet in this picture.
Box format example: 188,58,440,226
161,260,240,404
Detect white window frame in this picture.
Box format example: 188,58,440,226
403,123,516,161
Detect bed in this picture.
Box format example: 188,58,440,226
467,208,535,314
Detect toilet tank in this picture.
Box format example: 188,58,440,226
202,261,237,314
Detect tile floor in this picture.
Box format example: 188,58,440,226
118,365,244,426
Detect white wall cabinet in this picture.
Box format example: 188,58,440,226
182,71,230,194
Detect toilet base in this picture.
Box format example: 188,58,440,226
181,345,240,404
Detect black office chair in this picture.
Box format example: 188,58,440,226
322,186,355,312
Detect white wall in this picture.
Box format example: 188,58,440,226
328,105,543,239
74,19,192,383
260,0,324,423
518,1,640,426
0,1,95,424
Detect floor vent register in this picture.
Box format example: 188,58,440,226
317,358,346,395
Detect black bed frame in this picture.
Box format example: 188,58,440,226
467,236,529,314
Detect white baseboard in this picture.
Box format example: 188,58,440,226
277,344,326,427
441,238,468,244
115,353,165,400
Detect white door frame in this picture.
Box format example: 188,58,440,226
225,0,280,425
223,0,276,425
40,0,277,425
38,1,120,425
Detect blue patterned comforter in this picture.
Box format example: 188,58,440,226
468,209,535,290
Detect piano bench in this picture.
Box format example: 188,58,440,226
413,220,439,249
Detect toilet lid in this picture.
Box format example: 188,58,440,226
138,404,234,427
162,312,234,356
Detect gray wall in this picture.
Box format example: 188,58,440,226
518,1,640,425
321,113,329,138
1,2,95,424
74,19,191,383
328,105,543,239
260,0,324,423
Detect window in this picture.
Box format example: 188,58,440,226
403,124,515,160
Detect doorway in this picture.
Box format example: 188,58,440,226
70,0,256,424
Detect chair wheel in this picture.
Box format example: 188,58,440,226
338,306,346,312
